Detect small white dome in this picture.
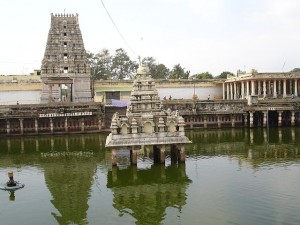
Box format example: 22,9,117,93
137,63,151,75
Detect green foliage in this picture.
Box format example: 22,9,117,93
169,64,190,79
191,72,213,79
111,48,138,80
291,68,300,73
87,49,112,80
87,48,138,80
142,57,169,79
216,71,234,79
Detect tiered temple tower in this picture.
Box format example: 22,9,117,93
106,64,191,166
40,13,92,103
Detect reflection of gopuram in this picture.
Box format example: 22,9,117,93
42,157,97,224
107,164,191,225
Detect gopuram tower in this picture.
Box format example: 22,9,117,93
40,13,92,103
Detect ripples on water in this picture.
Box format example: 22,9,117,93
0,128,299,225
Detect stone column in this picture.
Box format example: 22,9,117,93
98,119,102,131
35,118,38,134
6,120,10,135
251,80,255,95
263,80,266,98
171,144,185,163
241,81,245,99
217,116,221,128
19,119,24,135
278,80,281,95
231,115,235,127
295,79,298,96
204,116,207,129
222,83,225,100
257,81,261,96
273,80,277,98
226,83,229,100
278,111,283,127
291,111,295,126
230,83,233,100
249,112,254,128
153,145,166,164
246,81,250,98
65,117,68,132
50,118,53,133
236,83,240,99
234,82,237,99
130,148,138,165
283,80,287,98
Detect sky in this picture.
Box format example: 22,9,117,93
0,0,300,76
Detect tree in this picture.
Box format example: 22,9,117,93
95,49,113,80
169,64,190,79
154,64,170,79
86,49,112,80
142,57,169,79
111,48,138,80
191,72,213,79
291,68,300,73
216,71,234,79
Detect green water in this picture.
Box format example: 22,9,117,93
0,128,299,225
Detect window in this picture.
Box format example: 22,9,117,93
63,42,67,47
64,33,67,37
64,67,68,73
64,53,68,60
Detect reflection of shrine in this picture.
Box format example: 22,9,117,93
107,164,191,225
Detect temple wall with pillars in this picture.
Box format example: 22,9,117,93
0,103,104,135
224,72,300,100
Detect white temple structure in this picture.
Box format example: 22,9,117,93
105,64,191,166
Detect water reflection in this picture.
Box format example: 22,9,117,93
42,159,96,225
187,127,300,168
107,164,191,225
0,128,299,225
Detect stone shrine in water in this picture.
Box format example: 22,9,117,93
40,13,92,103
105,64,191,166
